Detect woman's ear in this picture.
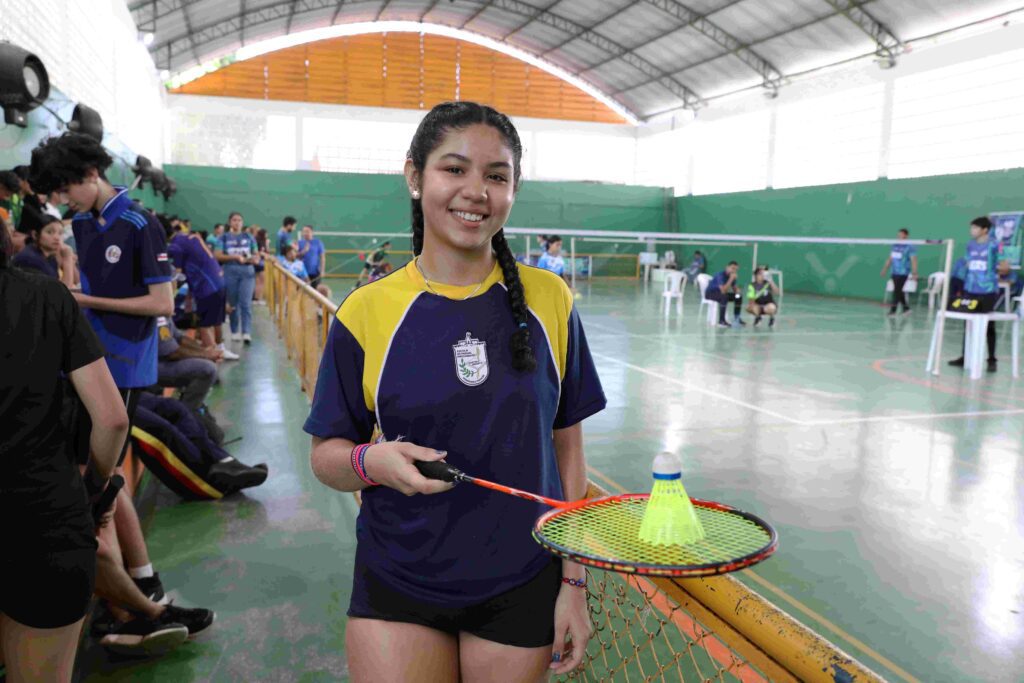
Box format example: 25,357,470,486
404,160,420,199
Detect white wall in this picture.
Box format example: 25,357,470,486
641,20,1024,196
0,0,165,164
164,95,644,185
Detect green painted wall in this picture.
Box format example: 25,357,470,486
676,168,1024,300
164,164,671,234
0,90,163,215
164,164,673,276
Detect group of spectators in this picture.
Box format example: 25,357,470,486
1,132,271,680
275,215,335,298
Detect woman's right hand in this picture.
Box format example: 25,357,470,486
363,442,456,496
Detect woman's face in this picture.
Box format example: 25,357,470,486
409,124,516,258
229,214,244,232
35,221,63,255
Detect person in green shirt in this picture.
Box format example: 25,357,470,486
746,267,780,327
355,240,391,288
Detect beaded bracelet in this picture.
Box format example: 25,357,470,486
562,576,587,589
350,444,379,486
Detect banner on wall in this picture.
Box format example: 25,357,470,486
989,212,1023,266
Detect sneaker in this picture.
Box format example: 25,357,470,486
220,346,240,361
88,601,120,637
99,617,188,657
718,321,732,328
242,333,252,345
902,308,912,316
207,459,269,493
157,602,215,638
769,316,775,328
231,332,242,342
132,573,168,605
948,357,965,367
887,309,897,317
734,318,746,326
753,315,762,326
987,358,997,373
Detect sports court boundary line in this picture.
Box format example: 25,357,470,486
589,352,803,425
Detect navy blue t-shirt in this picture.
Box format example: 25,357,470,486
304,260,606,607
168,233,224,299
72,189,173,388
709,270,733,291
12,244,58,279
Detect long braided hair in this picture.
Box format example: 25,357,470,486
408,102,536,372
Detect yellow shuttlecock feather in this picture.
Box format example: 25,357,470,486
638,452,706,546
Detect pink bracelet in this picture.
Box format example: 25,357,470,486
350,444,379,486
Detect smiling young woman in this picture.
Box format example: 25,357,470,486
305,101,607,682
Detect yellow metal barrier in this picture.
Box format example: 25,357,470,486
265,260,888,683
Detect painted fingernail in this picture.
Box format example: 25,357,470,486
551,652,562,663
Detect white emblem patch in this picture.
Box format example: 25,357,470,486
452,332,488,386
105,245,122,264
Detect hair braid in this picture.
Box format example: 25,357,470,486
492,230,536,372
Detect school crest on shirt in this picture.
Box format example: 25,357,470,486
105,245,122,264
452,332,488,386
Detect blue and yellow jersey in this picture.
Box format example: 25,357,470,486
304,258,606,607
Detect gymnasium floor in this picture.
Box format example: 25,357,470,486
81,282,1024,683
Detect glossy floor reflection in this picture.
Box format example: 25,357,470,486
81,285,1024,682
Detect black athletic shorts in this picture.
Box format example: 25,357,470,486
195,288,227,328
0,548,96,628
348,558,562,648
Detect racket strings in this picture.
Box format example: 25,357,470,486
539,497,772,574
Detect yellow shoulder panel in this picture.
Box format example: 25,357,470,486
517,263,574,381
335,263,423,412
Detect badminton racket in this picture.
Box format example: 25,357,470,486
415,461,777,578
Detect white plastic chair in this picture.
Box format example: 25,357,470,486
925,272,945,311
696,274,718,326
662,270,687,318
884,277,919,304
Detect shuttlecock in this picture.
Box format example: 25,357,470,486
638,452,706,546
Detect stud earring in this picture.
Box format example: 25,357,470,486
411,190,420,199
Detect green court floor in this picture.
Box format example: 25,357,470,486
81,283,1024,682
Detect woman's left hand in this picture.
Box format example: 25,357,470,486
549,582,592,675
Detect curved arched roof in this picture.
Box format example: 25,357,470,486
132,0,1022,121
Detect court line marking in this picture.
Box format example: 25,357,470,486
584,465,921,683
802,408,1024,426
586,321,754,365
589,352,803,425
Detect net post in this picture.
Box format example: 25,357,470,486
931,239,955,376
571,237,577,289
524,235,530,265
752,242,759,276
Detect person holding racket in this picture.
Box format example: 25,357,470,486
305,101,606,682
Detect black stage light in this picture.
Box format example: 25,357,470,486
0,42,50,127
149,169,168,195
161,178,176,201
133,154,153,187
68,103,104,141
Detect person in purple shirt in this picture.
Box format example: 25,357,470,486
164,218,234,358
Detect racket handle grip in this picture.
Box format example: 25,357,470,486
92,475,124,525
414,460,462,483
